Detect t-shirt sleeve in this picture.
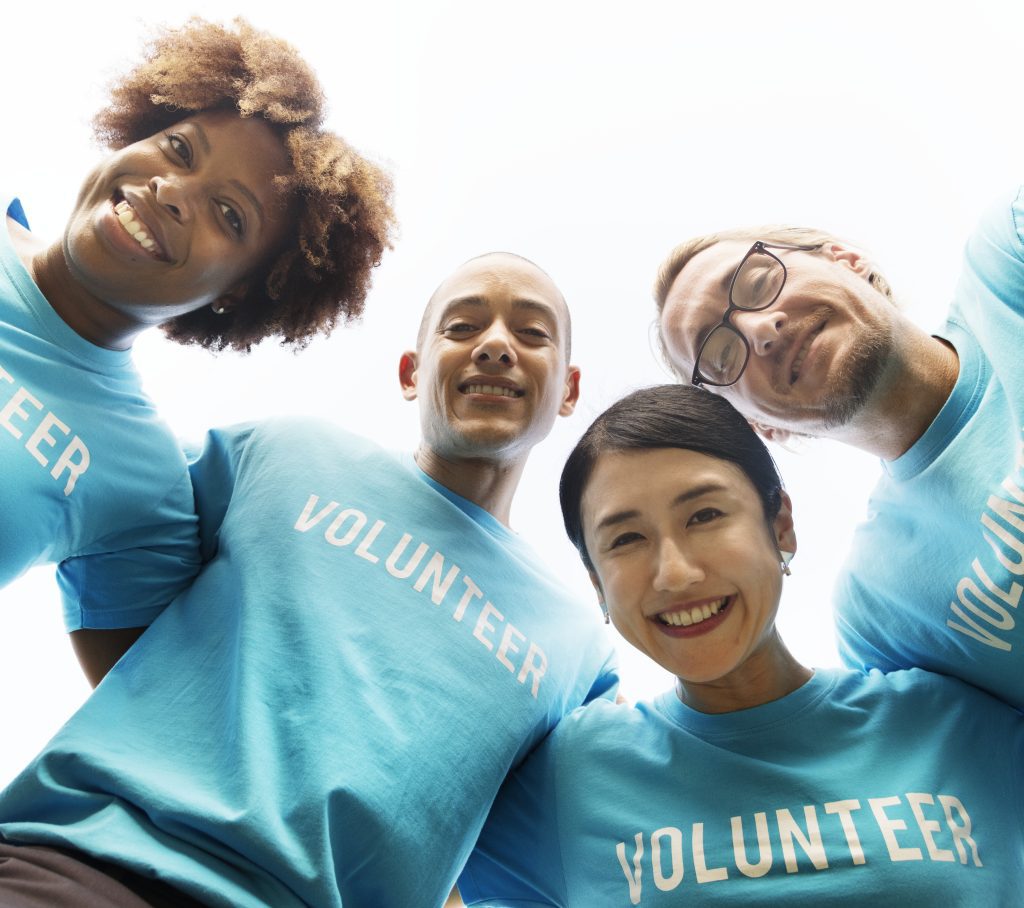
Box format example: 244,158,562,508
459,731,568,907
961,185,1024,317
56,468,200,630
186,424,253,562
833,569,905,674
584,650,621,704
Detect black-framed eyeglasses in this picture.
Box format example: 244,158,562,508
691,240,819,387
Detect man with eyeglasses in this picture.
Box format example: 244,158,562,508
652,192,1024,712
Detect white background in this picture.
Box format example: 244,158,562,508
2,0,1022,786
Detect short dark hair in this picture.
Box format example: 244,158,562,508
559,384,784,570
94,17,396,352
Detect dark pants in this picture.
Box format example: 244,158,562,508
0,842,207,908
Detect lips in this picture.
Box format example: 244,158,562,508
787,319,827,385
654,596,730,627
112,194,169,261
459,379,524,398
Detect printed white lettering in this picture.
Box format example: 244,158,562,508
869,796,923,862
939,795,982,866
495,622,526,672
25,411,69,466
293,494,552,698
651,827,684,891
692,823,728,883
385,534,429,579
354,519,387,563
324,508,367,546
473,602,503,650
906,793,954,862
616,833,644,906
517,642,548,698
0,365,91,495
294,494,339,532
51,435,89,496
776,807,828,873
413,553,461,604
731,812,772,877
824,799,866,865
0,385,43,438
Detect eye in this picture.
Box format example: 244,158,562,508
166,133,193,167
519,326,552,342
442,322,477,336
609,531,644,549
219,202,244,237
688,507,723,527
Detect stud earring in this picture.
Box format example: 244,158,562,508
779,550,795,577
211,303,227,315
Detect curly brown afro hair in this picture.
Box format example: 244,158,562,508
93,17,396,352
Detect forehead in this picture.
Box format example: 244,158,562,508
426,255,568,328
582,447,754,527
660,239,753,366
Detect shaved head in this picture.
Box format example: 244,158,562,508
417,252,572,356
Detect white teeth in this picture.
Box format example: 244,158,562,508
658,597,727,627
464,384,520,398
113,200,157,253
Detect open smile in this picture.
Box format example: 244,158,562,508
787,319,827,385
112,194,169,261
458,381,524,398
649,595,734,638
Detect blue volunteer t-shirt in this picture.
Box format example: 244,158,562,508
459,668,1024,906
0,193,199,627
0,418,618,908
834,187,1024,709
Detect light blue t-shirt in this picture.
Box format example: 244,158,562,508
834,187,1024,709
459,668,1024,906
0,418,618,908
0,193,199,628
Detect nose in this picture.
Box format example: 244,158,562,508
733,307,788,356
149,175,193,222
473,322,517,366
652,537,704,593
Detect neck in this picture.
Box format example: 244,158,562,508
413,444,528,526
31,241,143,351
676,630,812,714
829,329,959,460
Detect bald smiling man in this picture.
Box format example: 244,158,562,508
0,253,617,908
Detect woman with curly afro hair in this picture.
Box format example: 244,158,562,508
0,19,395,684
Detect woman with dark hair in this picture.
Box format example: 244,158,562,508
459,384,1024,905
1,17,395,682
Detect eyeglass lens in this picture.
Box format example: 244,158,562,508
696,250,785,385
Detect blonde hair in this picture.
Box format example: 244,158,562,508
652,225,894,379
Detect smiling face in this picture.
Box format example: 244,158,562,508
581,447,795,685
62,109,294,327
400,254,579,462
660,240,897,435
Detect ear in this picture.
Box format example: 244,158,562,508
398,351,418,401
822,242,872,278
772,490,797,559
558,365,582,417
749,419,793,446
210,282,249,315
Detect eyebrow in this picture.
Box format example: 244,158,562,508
592,481,729,532
437,296,562,327
189,121,266,232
